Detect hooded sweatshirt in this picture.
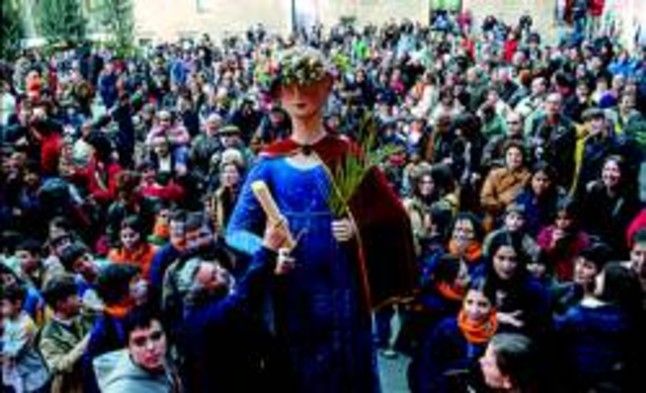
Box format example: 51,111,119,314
93,349,177,393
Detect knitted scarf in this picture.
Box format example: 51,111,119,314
457,309,498,344
449,239,483,264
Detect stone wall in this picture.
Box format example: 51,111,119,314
132,0,291,42
131,0,641,47
461,0,558,42
132,0,431,42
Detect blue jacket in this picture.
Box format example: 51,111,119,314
514,188,562,237
180,247,287,393
416,317,486,393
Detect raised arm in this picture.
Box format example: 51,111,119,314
225,159,270,255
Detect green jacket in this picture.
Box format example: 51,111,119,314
38,316,93,393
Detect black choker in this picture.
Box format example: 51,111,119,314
300,144,313,155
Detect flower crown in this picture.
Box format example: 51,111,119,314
254,46,334,92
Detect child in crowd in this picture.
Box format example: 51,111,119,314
0,285,50,393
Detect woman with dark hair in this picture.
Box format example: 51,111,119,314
105,171,158,248
108,215,157,278
479,231,551,339
399,254,468,361
479,333,541,392
447,212,485,274
537,197,590,282
581,155,641,259
514,161,564,237
404,164,458,255
414,277,498,393
80,131,122,205
555,262,643,392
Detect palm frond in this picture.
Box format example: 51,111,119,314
326,112,402,216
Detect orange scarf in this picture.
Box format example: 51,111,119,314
457,309,498,344
436,282,465,301
448,239,482,264
104,299,133,319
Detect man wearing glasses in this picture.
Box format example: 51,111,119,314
481,111,527,172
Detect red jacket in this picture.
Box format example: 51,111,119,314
84,158,122,204
537,226,590,281
40,133,63,176
140,181,185,202
503,39,518,63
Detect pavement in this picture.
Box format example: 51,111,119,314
376,313,411,393
378,351,411,393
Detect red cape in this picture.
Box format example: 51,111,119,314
262,135,417,309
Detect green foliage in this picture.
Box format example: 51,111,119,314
327,113,402,217
99,0,134,58
339,16,356,26
37,0,86,46
1,0,24,60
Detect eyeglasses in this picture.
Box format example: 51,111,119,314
507,121,520,125
131,329,164,348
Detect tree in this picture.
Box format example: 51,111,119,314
99,0,135,57
37,0,86,46
1,0,24,60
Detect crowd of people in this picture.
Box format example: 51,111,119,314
0,8,645,393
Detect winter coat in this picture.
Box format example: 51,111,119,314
415,317,486,393
480,167,531,217
38,316,93,393
180,247,285,393
81,158,122,205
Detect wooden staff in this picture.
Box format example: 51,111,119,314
251,180,297,250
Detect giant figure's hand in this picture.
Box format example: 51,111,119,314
263,216,291,251
332,218,356,242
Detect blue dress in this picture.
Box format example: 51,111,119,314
227,155,379,392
